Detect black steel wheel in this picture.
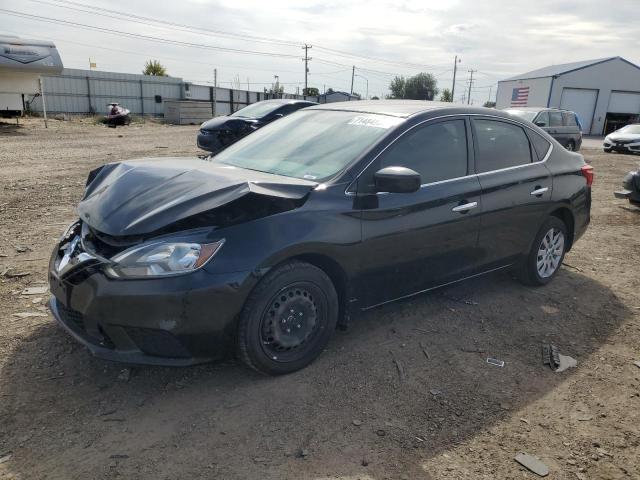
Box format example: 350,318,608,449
237,261,338,375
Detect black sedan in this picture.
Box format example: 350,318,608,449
49,101,593,375
197,99,317,154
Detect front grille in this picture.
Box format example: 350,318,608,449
124,327,190,358
56,301,114,348
57,301,85,332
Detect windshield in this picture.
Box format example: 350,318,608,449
504,109,538,122
214,110,403,181
617,124,640,134
230,102,283,119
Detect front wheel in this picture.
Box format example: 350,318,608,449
566,140,575,152
517,217,568,286
604,148,612,153
236,261,338,375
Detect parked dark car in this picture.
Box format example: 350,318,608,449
197,99,317,154
49,101,592,375
504,107,583,152
614,168,640,206
603,124,640,153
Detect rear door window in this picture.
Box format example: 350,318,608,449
473,119,533,173
378,119,468,184
549,111,563,127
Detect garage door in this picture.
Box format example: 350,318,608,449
608,91,640,114
559,88,598,134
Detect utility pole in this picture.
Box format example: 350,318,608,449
488,86,492,105
350,65,355,95
302,44,312,94
213,68,217,117
467,69,476,105
451,55,460,102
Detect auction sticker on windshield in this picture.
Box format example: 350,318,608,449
347,115,402,129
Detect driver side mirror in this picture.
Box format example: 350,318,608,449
535,121,547,127
374,166,421,193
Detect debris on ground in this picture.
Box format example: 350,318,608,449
2,268,30,278
391,352,405,381
375,429,386,437
486,357,505,367
117,368,131,382
542,344,560,369
295,448,309,458
514,452,549,477
352,419,362,426
429,389,441,396
12,312,47,319
15,245,31,253
633,360,640,369
21,286,48,295
419,341,430,360
555,354,578,373
0,452,12,464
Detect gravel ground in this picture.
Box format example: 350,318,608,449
0,118,639,480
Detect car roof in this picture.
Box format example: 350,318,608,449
503,107,572,113
256,99,317,105
307,100,516,119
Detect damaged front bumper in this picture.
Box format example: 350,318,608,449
48,223,257,366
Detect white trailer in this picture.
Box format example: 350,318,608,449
0,35,63,117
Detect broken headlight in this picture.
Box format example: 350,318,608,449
105,239,224,279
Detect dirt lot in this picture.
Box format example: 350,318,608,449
0,118,639,480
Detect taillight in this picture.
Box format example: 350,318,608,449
581,164,594,187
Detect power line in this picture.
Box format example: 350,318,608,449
26,0,301,47
0,8,302,59
24,0,455,73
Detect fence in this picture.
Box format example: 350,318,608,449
28,67,318,117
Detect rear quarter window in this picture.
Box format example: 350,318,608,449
528,130,552,161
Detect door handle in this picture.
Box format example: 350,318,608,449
452,201,478,213
530,187,549,196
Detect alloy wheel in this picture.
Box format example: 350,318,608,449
536,228,565,278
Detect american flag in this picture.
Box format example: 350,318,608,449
511,87,530,106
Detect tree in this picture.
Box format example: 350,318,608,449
303,87,319,96
371,96,380,100
439,88,453,102
483,101,496,108
388,73,438,100
389,76,406,99
326,87,335,94
142,60,167,76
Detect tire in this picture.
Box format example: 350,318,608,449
517,217,568,286
566,140,575,152
236,261,338,375
604,148,612,153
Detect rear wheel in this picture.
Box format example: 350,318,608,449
566,140,575,152
517,217,568,286
604,148,612,153
236,261,338,375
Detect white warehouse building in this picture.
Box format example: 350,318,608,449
496,57,640,135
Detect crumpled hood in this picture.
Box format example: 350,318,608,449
78,157,317,236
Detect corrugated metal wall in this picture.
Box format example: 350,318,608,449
28,68,320,117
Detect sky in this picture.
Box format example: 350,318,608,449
2,0,640,104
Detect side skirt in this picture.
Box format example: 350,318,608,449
361,264,514,311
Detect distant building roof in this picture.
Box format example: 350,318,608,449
501,56,640,81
